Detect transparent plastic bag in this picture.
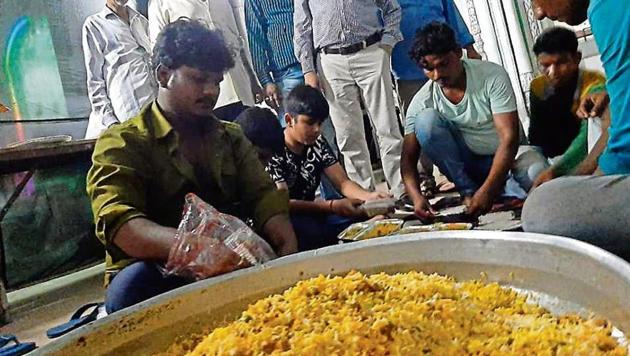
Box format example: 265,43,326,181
164,193,277,280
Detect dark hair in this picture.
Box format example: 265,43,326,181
284,85,329,122
533,27,578,56
152,19,234,73
234,107,284,153
409,22,459,64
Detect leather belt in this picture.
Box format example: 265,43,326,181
321,32,383,55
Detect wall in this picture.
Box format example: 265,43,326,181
453,0,603,132
0,1,104,145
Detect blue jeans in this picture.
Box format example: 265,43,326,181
291,213,354,251
105,262,189,314
414,109,527,198
273,64,304,125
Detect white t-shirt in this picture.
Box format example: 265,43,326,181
405,59,520,155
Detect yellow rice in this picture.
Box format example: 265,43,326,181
186,271,627,355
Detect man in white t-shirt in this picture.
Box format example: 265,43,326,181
401,22,544,217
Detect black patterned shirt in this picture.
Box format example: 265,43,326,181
266,136,338,201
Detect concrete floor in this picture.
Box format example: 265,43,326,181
2,265,105,349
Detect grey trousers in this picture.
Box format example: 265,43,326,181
522,175,630,260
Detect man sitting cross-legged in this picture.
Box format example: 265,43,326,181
401,22,545,218
236,85,389,251
528,27,607,188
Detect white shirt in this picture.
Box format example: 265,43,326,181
148,0,256,109
82,6,157,139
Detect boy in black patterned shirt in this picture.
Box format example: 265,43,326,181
236,85,388,250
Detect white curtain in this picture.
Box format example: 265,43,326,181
454,0,546,131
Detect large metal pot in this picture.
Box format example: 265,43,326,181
36,232,630,355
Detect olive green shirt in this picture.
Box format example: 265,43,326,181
87,102,289,281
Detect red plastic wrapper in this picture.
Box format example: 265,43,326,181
163,193,277,280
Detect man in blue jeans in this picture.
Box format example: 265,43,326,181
394,0,482,196
401,22,543,218
236,86,389,250
245,0,303,122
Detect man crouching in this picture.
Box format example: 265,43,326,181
87,20,297,314
401,22,544,218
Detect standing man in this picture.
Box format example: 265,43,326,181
82,0,157,138
245,0,303,120
294,0,406,198
523,0,630,260
394,0,482,196
149,0,261,121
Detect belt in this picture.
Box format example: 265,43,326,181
321,32,382,55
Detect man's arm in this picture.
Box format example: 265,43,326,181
324,163,389,201
82,21,118,128
468,111,519,216
275,181,368,218
261,214,297,256
113,218,177,260
244,0,273,87
401,134,434,217
87,128,162,260
375,0,403,48
294,0,316,75
574,108,610,175
233,128,298,255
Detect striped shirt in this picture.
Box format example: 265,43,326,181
245,0,299,86
294,0,403,74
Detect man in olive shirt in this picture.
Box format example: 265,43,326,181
87,20,297,313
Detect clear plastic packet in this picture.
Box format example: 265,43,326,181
163,193,277,280
338,219,404,241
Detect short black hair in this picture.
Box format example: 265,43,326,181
533,27,578,56
410,22,459,64
284,85,329,122
152,19,234,73
234,107,284,153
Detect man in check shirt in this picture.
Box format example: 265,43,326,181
82,0,157,138
294,0,405,198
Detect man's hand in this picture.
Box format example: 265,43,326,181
166,236,245,280
379,44,393,56
412,195,435,219
577,92,609,119
261,214,298,256
531,168,556,190
331,198,366,218
465,189,494,217
264,83,282,110
304,71,320,89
